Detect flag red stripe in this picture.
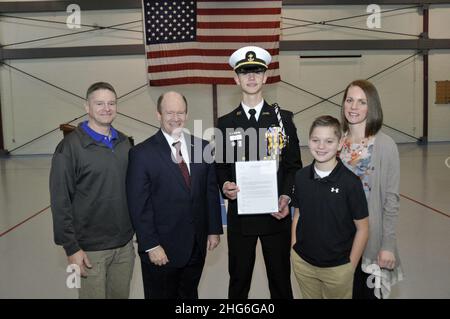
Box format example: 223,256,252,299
149,75,280,86
148,62,280,73
197,8,281,15
144,0,281,86
197,35,279,42
151,77,235,86
265,76,281,84
197,21,280,29
147,48,280,59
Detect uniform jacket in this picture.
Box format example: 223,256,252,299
216,101,302,235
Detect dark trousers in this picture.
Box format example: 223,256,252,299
352,259,379,299
140,242,205,299
227,230,293,299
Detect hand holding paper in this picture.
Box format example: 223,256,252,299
271,195,290,220
223,181,240,200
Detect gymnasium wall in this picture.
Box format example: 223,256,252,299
1,4,449,155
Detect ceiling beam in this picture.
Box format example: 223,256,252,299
0,1,141,13
283,0,450,4
1,0,450,13
1,45,145,60
2,39,450,60
280,39,450,51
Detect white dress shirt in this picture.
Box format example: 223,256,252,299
161,129,190,174
241,100,264,122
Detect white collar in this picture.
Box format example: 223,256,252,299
241,100,264,121
161,129,187,148
314,166,332,178
161,129,191,170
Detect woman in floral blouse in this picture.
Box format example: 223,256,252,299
339,79,404,299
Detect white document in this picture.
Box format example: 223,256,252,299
235,160,278,215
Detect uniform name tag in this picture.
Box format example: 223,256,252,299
229,134,242,141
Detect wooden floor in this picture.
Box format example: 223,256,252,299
1,143,449,298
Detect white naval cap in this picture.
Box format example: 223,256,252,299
228,46,272,73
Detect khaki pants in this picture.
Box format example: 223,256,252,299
292,249,354,299
79,240,135,299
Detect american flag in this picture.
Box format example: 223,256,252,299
142,0,281,86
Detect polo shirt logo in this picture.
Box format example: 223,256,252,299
331,187,339,193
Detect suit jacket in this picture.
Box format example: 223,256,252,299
126,130,223,268
216,101,302,235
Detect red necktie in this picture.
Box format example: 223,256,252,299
172,141,191,188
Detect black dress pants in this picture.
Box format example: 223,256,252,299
227,230,293,299
141,242,205,299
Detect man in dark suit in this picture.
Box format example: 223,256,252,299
126,91,223,299
215,46,302,299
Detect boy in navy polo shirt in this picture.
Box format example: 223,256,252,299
291,115,369,299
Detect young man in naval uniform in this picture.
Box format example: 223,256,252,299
215,46,302,299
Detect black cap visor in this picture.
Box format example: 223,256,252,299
235,64,267,74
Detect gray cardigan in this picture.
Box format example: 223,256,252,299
361,131,404,297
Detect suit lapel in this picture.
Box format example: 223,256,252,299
230,103,276,161
187,134,197,196
232,104,250,129
258,102,277,129
154,130,191,193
